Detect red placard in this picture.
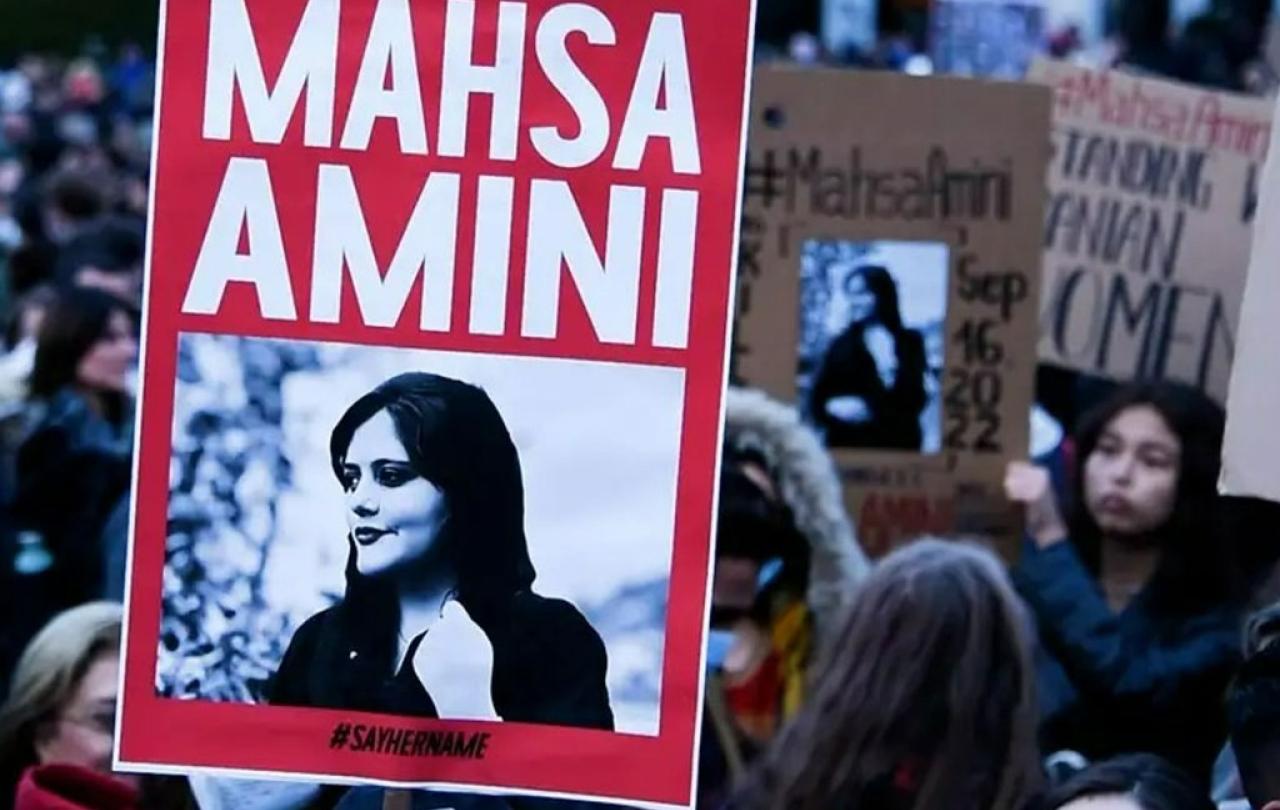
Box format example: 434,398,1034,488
116,1,756,806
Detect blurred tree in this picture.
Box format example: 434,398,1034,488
0,0,158,62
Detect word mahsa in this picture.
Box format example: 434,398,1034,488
183,0,713,351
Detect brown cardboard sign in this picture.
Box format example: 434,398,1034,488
1031,61,1273,402
735,66,1051,557
1222,97,1280,504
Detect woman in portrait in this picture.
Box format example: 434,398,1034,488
270,372,614,731
808,265,928,451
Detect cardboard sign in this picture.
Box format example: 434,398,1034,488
1222,96,1280,503
931,0,1046,80
1032,61,1273,402
118,1,755,806
735,66,1051,558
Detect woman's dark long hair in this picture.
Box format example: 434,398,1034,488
730,540,1042,810
29,286,134,424
844,265,906,334
1068,381,1238,616
1037,753,1214,810
327,373,536,678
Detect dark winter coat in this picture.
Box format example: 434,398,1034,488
1,390,130,685
9,390,131,595
1016,540,1242,785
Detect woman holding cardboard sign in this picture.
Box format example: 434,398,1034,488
807,265,928,452
269,372,613,731
1005,382,1243,785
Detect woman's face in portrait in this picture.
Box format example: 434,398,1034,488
1083,405,1181,539
341,409,449,577
845,272,878,325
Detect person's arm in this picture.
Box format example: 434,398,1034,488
1006,463,1240,707
1015,540,1239,706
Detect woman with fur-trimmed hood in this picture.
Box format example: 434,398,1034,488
700,387,869,806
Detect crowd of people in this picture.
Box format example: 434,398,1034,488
754,0,1278,93
2,1,1280,808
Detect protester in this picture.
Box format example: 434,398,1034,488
1225,610,1280,810
3,286,136,681
53,215,144,306
729,539,1042,810
1105,0,1275,92
37,169,106,250
752,0,819,60
0,602,135,810
1211,604,1280,808
0,286,54,488
1037,754,1215,810
1006,382,1243,784
701,387,868,804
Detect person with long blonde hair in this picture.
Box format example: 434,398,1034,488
729,540,1042,810
0,602,133,810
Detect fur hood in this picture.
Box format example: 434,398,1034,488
723,386,869,639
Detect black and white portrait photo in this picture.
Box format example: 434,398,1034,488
158,335,678,735
798,239,949,453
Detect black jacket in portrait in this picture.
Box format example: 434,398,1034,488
808,326,928,450
269,591,614,732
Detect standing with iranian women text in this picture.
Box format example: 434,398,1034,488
269,373,613,730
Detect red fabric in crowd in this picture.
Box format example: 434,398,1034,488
14,765,139,810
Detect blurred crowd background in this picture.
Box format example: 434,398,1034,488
2,1,1280,809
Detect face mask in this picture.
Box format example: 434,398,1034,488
705,628,736,671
